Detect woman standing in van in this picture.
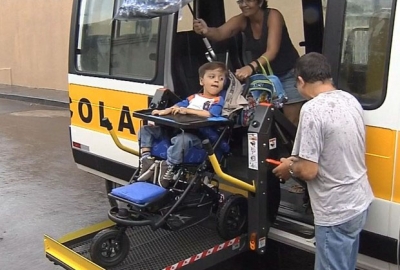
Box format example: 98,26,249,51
193,0,304,125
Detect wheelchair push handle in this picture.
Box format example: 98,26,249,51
102,117,139,156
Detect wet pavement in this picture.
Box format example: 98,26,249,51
0,97,314,270
0,98,109,269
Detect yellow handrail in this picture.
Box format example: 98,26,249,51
208,154,256,193
108,128,140,156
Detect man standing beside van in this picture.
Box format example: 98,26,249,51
272,53,374,270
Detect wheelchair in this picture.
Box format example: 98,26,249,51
89,88,249,268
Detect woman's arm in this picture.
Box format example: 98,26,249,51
193,15,245,42
249,9,284,70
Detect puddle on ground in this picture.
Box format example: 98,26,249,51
10,110,69,118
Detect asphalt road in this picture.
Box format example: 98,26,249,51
0,98,314,270
0,98,110,269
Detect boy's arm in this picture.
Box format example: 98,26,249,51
182,108,212,118
152,98,188,116
152,105,177,116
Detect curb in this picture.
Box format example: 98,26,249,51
0,93,68,108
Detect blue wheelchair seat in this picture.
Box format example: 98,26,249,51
111,182,168,205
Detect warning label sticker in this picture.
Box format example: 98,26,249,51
248,133,258,170
269,138,277,150
259,237,266,249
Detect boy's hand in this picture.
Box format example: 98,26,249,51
178,108,188,114
152,108,171,116
151,110,161,115
171,107,181,115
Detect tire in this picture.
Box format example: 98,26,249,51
217,194,248,240
105,180,121,208
90,228,130,268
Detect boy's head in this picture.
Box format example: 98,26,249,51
198,61,227,96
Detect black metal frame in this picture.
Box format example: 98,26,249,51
246,104,297,254
301,0,325,53
104,104,234,231
107,169,220,231
323,0,347,84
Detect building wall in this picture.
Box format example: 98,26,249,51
0,0,73,90
0,0,304,91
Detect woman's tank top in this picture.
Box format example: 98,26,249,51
243,9,299,76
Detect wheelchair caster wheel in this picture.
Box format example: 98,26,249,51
216,194,248,240
90,228,130,268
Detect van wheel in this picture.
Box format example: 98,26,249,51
90,228,130,268
217,194,248,240
105,180,121,207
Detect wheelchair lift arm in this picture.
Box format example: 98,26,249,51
101,118,140,156
246,103,281,255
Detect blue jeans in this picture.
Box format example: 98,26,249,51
314,208,369,270
139,125,202,165
278,69,306,104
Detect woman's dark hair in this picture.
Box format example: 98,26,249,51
258,0,268,9
294,52,332,83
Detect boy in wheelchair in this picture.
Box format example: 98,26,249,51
138,61,228,187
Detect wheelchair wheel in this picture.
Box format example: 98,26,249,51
216,194,248,240
90,228,130,268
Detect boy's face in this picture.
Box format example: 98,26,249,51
200,68,226,96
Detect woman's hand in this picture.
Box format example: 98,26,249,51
235,65,253,81
193,19,208,35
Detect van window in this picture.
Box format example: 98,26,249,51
339,0,394,108
76,0,160,81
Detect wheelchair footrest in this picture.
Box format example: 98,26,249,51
111,182,168,205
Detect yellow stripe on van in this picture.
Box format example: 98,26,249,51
365,127,396,201
392,133,400,203
69,84,149,141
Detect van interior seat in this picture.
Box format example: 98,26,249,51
171,30,244,99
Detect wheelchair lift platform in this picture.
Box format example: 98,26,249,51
44,94,299,269
44,218,248,270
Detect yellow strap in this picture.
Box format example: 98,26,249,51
260,55,273,75
256,59,267,75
